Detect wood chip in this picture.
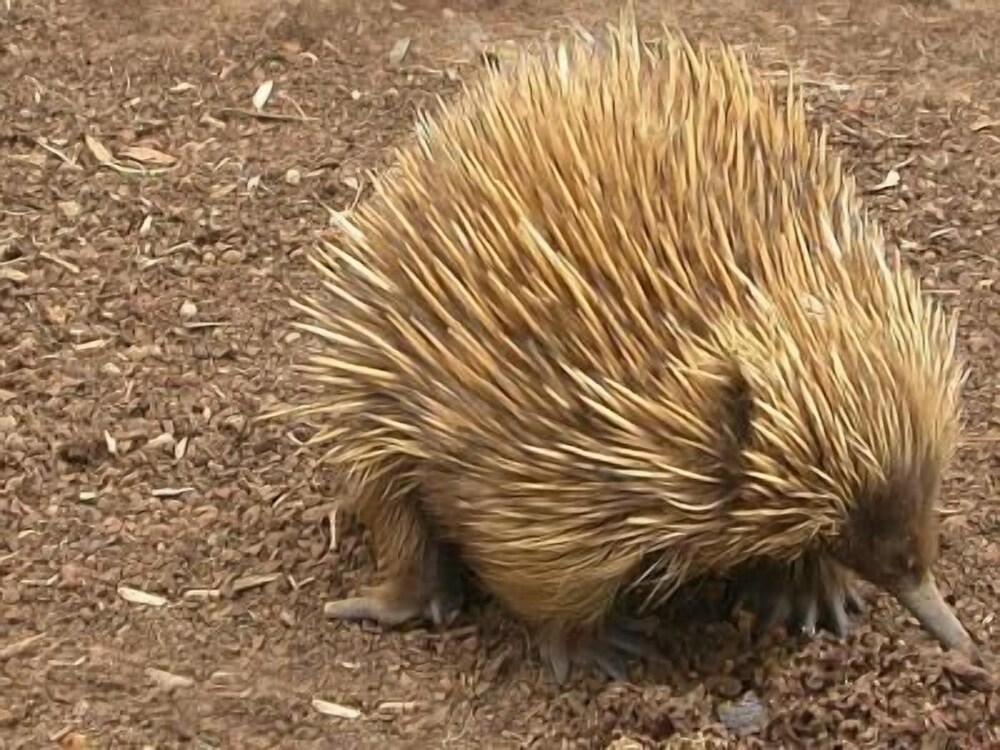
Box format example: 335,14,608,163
232,574,280,593
146,667,195,690
117,585,168,607
183,588,221,600
388,37,411,65
870,169,901,192
252,80,274,111
0,267,28,282
151,486,193,497
73,339,109,351
312,698,362,719
971,117,1000,132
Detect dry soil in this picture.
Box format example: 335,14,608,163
2,0,1000,747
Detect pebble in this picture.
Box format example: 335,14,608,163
221,249,244,265
718,692,769,737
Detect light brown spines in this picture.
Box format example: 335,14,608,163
278,12,964,641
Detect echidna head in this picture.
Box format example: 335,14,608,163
829,461,941,592
719,292,975,659
826,458,980,660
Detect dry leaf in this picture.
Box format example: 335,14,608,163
252,80,274,111
117,585,168,607
119,146,176,166
312,698,362,719
871,169,901,192
84,134,114,164
174,436,188,460
388,37,411,65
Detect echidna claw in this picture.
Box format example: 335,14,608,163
538,615,662,684
731,559,868,643
540,638,571,685
424,588,464,628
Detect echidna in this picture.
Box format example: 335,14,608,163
271,11,979,681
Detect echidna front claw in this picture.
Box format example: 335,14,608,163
731,556,867,643
537,615,662,684
539,636,572,684
423,577,465,628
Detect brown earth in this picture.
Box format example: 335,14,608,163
2,0,1000,747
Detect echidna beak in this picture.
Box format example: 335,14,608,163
892,573,981,665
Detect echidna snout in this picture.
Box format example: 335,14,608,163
893,573,978,662
830,475,979,662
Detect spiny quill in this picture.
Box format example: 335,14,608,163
263,7,975,684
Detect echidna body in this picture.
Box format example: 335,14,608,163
277,14,976,678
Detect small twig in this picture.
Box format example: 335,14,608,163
276,92,311,121
100,161,174,177
183,321,231,330
39,252,81,274
217,107,315,123
0,633,46,661
34,138,83,170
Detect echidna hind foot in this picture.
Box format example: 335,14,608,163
729,554,867,641
325,542,465,629
538,614,662,684
325,485,466,630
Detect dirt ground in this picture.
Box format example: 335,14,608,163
2,0,1000,746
